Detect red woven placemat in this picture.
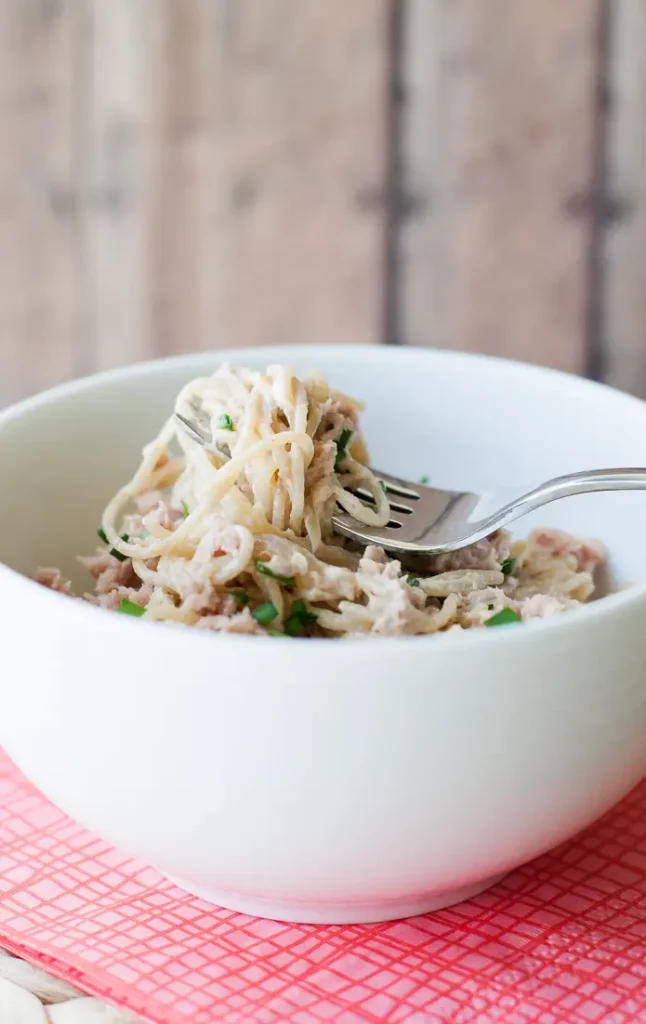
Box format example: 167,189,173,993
1,750,645,1024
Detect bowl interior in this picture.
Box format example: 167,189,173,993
1,346,646,594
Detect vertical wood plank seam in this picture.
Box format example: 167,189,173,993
382,0,405,346
583,0,612,382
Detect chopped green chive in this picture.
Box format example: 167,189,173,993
232,590,249,607
485,608,522,627
180,500,190,518
254,559,296,588
98,527,129,562
117,598,146,618
419,474,430,485
407,574,420,587
110,534,130,562
500,558,516,577
284,618,302,636
334,428,353,470
252,601,278,626
266,628,285,637
284,599,318,636
216,413,234,431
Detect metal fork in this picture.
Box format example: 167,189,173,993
174,411,646,554
331,468,646,554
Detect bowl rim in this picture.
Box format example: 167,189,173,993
2,344,646,657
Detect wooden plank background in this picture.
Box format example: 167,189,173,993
1,0,645,405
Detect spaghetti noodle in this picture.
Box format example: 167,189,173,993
36,364,606,636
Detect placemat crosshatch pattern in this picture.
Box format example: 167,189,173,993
1,750,646,1024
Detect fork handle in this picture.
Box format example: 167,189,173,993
490,468,646,531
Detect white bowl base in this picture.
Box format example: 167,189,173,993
165,873,506,924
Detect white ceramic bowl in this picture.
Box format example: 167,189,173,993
1,346,646,925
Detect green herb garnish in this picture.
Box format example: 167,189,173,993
284,618,302,636
98,527,129,562
266,628,285,637
232,590,249,607
117,598,146,618
407,574,420,587
252,601,278,626
254,559,296,588
111,543,128,563
484,608,522,627
334,428,353,470
216,413,234,431
500,558,516,577
181,500,190,518
284,599,318,636
419,474,430,484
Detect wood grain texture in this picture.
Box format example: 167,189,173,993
0,0,389,404
151,0,390,355
0,0,81,404
602,0,646,397
3,0,641,407
81,0,161,373
398,0,603,372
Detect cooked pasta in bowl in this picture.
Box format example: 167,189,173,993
1,345,646,924
36,363,605,637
